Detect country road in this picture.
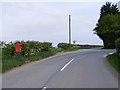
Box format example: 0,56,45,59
2,48,118,89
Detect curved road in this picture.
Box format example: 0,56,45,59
2,48,118,89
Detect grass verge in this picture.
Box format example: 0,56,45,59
106,53,120,73
2,51,54,73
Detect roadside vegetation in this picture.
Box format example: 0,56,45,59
0,41,102,73
95,2,120,73
106,53,120,73
107,38,120,73
93,2,120,49
58,43,102,52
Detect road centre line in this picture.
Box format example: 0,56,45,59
60,58,74,71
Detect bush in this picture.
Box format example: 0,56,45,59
115,38,120,53
57,43,73,49
41,42,52,51
2,42,15,56
2,41,52,58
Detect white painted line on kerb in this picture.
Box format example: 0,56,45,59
104,54,108,58
41,86,47,90
104,52,115,58
109,52,115,55
61,58,74,71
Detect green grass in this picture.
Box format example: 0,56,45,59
106,53,120,73
63,45,103,52
3,58,24,72
50,47,62,54
79,45,103,49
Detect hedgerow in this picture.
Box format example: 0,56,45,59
57,43,73,49
2,41,52,57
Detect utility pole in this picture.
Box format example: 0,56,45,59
69,15,71,44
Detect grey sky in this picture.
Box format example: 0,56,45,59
1,1,119,46
118,1,120,11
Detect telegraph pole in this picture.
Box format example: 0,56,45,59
69,15,71,44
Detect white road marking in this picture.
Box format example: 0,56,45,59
61,58,74,71
104,54,108,58
109,52,115,55
41,86,47,90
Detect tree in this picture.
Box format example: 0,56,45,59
100,2,119,18
94,14,120,48
94,2,120,48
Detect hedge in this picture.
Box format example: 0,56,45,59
2,41,52,57
57,43,73,49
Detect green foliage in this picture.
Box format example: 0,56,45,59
63,46,80,52
115,38,120,53
58,43,103,51
106,53,120,73
57,43,73,49
94,2,120,49
94,14,120,49
3,58,24,72
2,42,15,56
75,44,103,49
41,42,52,51
50,47,62,54
94,14,120,35
2,41,52,57
100,2,119,18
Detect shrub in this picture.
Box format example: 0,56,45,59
2,42,15,56
2,41,52,57
41,42,52,51
57,43,73,49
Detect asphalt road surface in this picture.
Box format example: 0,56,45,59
2,48,118,89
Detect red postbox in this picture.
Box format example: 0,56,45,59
15,44,22,52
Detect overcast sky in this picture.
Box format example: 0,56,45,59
1,0,119,46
